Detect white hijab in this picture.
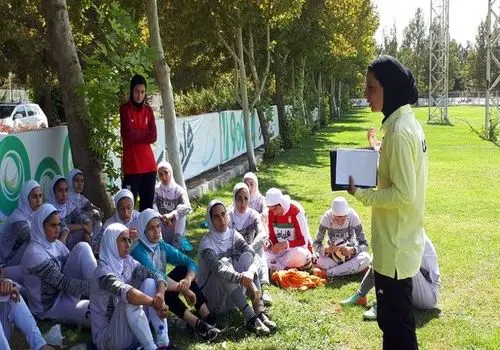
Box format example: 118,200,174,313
30,203,61,259
8,180,40,226
265,187,291,214
137,208,161,252
66,168,84,208
230,183,251,230
99,223,127,277
113,189,135,225
156,161,180,200
201,200,234,256
243,172,263,206
48,175,75,218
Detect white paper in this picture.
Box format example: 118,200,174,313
336,149,378,187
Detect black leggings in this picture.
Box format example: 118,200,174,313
165,265,208,319
374,270,417,350
122,171,156,211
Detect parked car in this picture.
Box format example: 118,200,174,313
0,102,49,130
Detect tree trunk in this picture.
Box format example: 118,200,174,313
330,76,337,118
275,49,287,143
237,26,257,171
256,106,271,146
42,0,113,217
317,72,323,126
298,56,306,124
145,0,186,188
338,80,342,116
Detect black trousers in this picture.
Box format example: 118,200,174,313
122,171,156,211
374,270,418,350
165,265,208,319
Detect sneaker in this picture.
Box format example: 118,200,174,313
312,268,327,279
246,315,270,336
195,319,221,341
258,312,277,332
340,293,367,307
262,290,273,306
204,312,217,327
363,304,377,321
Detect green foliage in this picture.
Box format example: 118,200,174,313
263,136,283,160
487,116,500,142
174,75,238,116
281,107,309,148
79,2,156,191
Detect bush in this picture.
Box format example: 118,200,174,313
281,107,309,149
175,75,238,116
264,136,283,160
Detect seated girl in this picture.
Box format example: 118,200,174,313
93,189,139,253
264,188,313,271
1,180,43,284
0,278,53,350
153,161,192,251
90,223,170,350
21,204,97,327
313,197,371,279
228,183,272,306
48,175,92,250
66,169,103,238
198,200,276,336
243,172,266,214
130,209,221,340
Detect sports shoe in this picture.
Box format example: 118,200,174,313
246,315,270,336
195,319,221,341
312,267,327,279
262,290,273,306
363,304,377,321
257,312,277,332
340,293,367,307
204,312,217,327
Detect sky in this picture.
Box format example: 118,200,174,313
373,0,489,46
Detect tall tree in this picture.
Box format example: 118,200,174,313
145,0,185,188
41,0,113,216
400,8,427,93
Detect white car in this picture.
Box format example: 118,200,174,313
0,102,49,130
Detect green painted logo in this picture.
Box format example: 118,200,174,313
63,135,73,175
0,136,31,215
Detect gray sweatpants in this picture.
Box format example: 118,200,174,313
95,278,168,350
358,266,439,310
317,251,371,277
0,296,47,350
44,242,97,327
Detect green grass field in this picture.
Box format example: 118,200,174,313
13,106,500,349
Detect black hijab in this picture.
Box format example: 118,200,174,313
368,55,418,123
129,74,147,109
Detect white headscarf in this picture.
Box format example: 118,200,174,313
66,168,84,208
243,172,264,207
113,189,135,224
48,175,75,218
137,208,161,252
30,203,60,259
265,187,291,214
8,180,40,226
200,200,233,256
99,223,127,277
230,183,251,230
156,161,180,200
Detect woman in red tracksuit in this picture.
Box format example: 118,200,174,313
120,74,157,211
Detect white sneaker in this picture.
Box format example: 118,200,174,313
262,290,273,306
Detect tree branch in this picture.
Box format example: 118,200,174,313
250,22,271,110
217,31,240,64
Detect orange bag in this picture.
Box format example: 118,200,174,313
271,269,326,290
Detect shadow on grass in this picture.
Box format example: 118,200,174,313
323,271,366,290
415,307,441,328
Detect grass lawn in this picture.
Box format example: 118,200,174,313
13,106,500,349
